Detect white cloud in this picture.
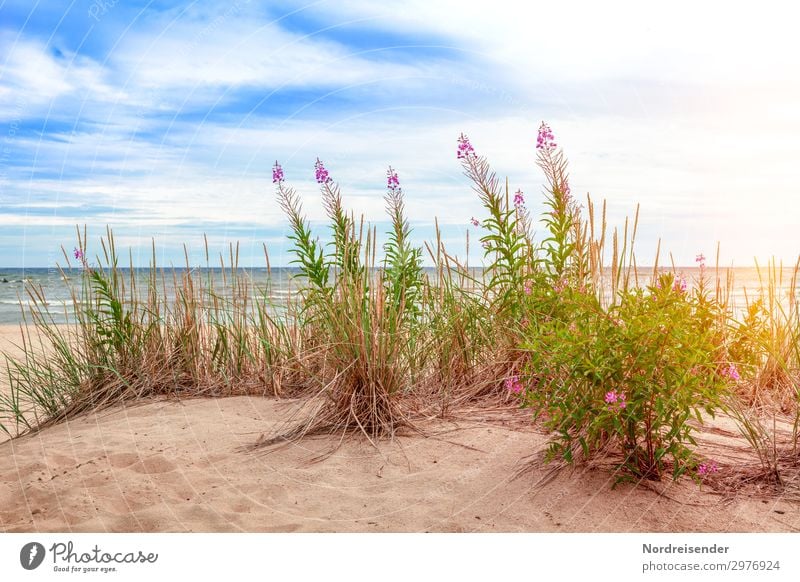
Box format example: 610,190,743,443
297,0,800,86
0,34,124,121
101,2,451,114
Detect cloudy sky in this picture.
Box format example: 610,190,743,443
1,0,798,268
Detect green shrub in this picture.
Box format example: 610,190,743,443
521,272,731,481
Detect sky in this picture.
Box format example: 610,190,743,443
1,0,799,268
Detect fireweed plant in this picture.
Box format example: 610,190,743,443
457,133,531,318
382,166,425,325
265,160,424,442
454,124,732,481
496,125,736,481
3,123,798,488
520,272,732,481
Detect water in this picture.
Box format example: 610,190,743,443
0,267,301,325
0,266,795,325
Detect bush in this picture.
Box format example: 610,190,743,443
520,272,731,481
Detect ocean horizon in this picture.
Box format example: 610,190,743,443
0,265,794,326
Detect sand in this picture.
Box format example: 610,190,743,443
1,325,799,533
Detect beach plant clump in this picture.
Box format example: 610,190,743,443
458,123,733,481
268,160,423,443
520,272,733,481
0,224,300,436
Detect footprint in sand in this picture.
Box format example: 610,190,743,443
106,452,142,469
45,453,79,467
80,472,113,488
104,452,177,474
101,491,155,516
129,455,178,475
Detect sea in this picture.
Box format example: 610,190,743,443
0,267,298,325
0,265,795,325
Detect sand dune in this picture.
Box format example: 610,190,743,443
1,395,797,533
1,326,799,533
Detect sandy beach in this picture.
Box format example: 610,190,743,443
1,324,799,533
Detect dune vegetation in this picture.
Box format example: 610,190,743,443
2,123,799,491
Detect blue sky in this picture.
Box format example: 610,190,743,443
1,0,799,268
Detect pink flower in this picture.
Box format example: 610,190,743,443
314,158,332,184
470,217,480,227
536,121,557,151
457,133,476,159
695,253,706,268
605,390,627,411
73,247,84,261
524,281,532,295
272,161,284,184
673,273,687,293
513,189,525,208
721,363,740,381
560,179,571,199
553,278,566,293
697,461,719,476
504,374,524,395
386,166,400,193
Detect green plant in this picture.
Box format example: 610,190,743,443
264,160,414,445
457,134,532,317
275,167,329,295
382,166,424,324
522,267,730,481
535,122,579,284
